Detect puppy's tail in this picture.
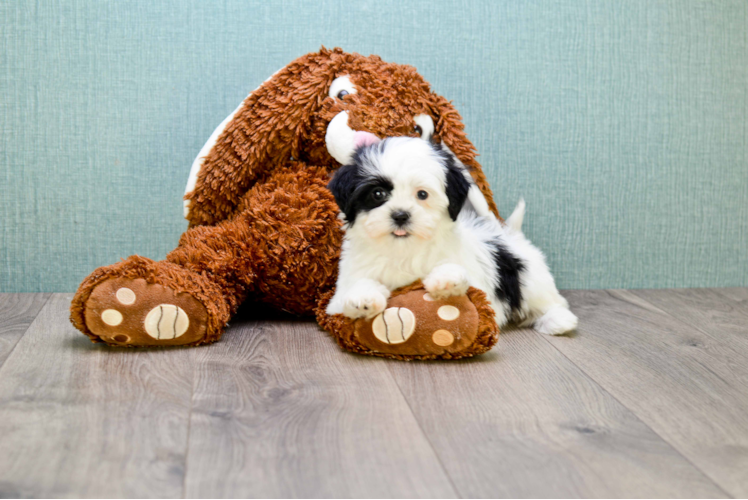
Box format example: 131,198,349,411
505,198,525,232
466,184,496,219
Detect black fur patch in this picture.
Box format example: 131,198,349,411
490,241,525,311
433,144,471,220
327,154,393,226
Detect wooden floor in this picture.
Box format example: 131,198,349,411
0,289,747,498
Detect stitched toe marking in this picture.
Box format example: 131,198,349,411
371,307,415,344
144,304,189,340
437,305,460,321
432,330,455,346
101,309,123,326
116,287,136,305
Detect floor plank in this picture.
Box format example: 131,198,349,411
712,287,748,314
632,288,748,348
0,293,50,368
387,325,725,498
0,294,194,498
184,316,456,498
544,289,748,498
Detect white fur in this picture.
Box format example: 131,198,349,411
423,263,470,299
327,137,577,335
340,278,390,319
505,197,525,232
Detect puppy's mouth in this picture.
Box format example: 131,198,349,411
392,228,410,238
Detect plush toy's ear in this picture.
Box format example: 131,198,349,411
183,48,344,227
430,95,500,219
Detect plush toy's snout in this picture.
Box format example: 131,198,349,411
323,108,433,165
354,130,380,148
325,111,384,165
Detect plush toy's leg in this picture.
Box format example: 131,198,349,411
70,164,342,347
70,256,231,346
71,211,274,346
316,281,500,360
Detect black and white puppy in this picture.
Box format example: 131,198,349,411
326,137,578,335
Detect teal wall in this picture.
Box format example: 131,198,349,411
2,0,747,292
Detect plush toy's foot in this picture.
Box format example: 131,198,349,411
317,282,499,360
70,256,231,347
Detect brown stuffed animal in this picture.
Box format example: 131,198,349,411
70,48,500,360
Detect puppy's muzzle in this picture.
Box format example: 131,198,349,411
391,211,411,227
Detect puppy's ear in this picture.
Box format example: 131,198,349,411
327,163,360,224
429,94,501,219
444,160,472,221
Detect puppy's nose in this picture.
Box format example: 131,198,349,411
391,210,410,226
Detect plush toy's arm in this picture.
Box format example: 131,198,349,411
183,51,340,227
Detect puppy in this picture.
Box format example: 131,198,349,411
326,137,578,335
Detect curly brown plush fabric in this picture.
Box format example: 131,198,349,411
70,48,502,358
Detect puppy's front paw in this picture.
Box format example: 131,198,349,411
424,264,470,299
342,290,387,319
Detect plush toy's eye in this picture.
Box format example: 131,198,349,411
372,188,387,201
329,76,357,100
413,114,434,140
417,190,429,200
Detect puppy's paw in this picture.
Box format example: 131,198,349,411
342,289,388,319
424,264,470,299
534,306,578,335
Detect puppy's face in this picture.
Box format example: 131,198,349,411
328,138,471,242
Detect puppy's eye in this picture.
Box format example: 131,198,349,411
417,190,429,200
414,125,423,136
372,189,387,201
337,90,349,100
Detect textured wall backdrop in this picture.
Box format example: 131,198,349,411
1,0,747,292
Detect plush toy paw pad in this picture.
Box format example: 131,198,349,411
352,288,481,357
83,278,208,346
